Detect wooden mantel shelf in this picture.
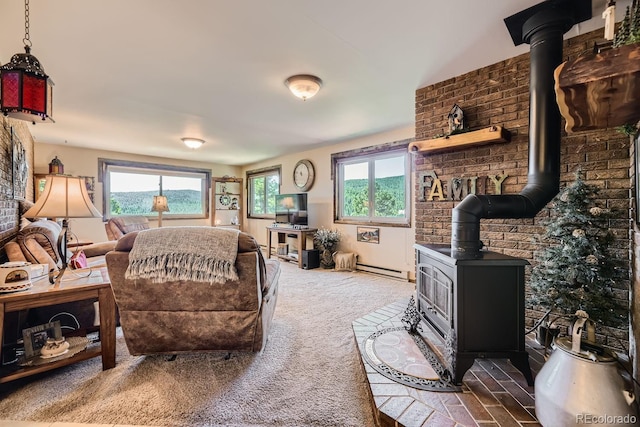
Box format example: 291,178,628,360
408,126,511,154
554,42,640,133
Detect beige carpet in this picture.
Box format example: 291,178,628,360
0,261,414,427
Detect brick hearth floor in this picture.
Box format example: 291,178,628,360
353,298,546,427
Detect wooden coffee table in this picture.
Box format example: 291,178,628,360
0,266,116,383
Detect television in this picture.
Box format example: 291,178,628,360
275,193,308,226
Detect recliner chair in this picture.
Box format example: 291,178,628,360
105,228,280,354
104,216,150,240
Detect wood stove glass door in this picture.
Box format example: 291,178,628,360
416,263,452,335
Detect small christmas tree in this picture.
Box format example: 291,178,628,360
613,0,640,47
528,171,628,329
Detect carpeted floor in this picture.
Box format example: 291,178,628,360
0,261,414,427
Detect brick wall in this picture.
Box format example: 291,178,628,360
414,28,632,348
0,117,35,256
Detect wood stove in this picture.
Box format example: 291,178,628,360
415,243,533,386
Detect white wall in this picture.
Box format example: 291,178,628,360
242,125,416,278
35,126,417,278
34,143,241,243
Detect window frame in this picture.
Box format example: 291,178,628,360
98,158,211,220
332,140,412,227
246,165,281,219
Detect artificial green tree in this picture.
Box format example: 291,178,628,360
528,172,628,329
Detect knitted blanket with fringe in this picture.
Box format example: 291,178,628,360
125,227,240,284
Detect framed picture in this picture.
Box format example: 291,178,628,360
22,321,62,359
11,127,28,200
357,226,379,244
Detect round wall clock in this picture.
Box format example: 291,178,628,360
293,159,315,191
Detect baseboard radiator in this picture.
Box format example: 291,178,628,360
356,263,408,280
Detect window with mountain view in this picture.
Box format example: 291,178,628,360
99,159,210,219
333,145,410,226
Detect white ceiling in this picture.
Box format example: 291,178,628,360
0,0,620,166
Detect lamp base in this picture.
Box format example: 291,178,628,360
51,219,69,285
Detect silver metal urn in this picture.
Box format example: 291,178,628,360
534,316,638,427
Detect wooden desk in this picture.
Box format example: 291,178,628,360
266,226,317,269
0,266,116,383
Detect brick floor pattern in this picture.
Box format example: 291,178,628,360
353,299,547,427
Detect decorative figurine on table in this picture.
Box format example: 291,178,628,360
40,337,70,358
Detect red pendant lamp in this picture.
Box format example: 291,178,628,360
0,0,54,124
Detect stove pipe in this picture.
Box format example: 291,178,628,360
450,0,592,258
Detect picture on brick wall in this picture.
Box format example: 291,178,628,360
11,128,28,200
357,226,379,244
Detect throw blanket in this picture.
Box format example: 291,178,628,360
125,227,240,284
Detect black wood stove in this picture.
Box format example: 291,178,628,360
414,243,533,385
411,0,593,387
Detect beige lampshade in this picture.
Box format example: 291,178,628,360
151,195,170,213
24,175,101,219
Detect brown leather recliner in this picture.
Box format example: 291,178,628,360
104,216,150,240
5,219,115,271
105,229,280,354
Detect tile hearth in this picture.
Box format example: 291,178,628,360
353,299,544,427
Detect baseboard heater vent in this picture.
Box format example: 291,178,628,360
356,263,408,280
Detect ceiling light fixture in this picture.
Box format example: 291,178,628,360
285,74,322,101
181,137,205,149
0,0,54,124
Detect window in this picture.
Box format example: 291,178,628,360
99,159,210,219
247,166,280,218
333,142,410,226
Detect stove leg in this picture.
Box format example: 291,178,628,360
453,356,476,385
509,352,534,386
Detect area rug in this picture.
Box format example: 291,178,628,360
0,261,414,427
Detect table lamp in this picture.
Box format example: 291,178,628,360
151,195,169,227
24,175,101,282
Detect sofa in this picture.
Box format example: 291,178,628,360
105,227,280,354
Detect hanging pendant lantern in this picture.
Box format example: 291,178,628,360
0,0,54,124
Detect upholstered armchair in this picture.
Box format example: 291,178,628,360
104,216,150,240
105,227,280,355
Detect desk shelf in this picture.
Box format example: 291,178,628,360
266,226,317,269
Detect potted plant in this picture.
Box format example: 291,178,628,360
313,228,341,269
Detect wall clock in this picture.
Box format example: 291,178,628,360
293,159,315,191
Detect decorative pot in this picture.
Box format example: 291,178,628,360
319,246,336,269
535,339,638,426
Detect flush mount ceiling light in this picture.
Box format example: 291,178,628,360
181,137,205,149
285,74,322,101
0,0,54,124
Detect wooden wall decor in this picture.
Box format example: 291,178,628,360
554,42,640,133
